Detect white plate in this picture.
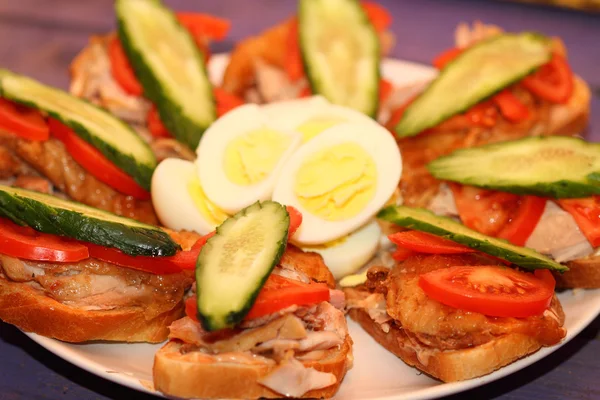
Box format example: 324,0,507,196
25,54,600,400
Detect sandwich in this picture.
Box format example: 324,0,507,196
70,0,242,158
425,135,600,288
389,21,591,209
0,184,198,343
221,0,397,119
0,69,158,224
345,205,567,382
152,201,352,399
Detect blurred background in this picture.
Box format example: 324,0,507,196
0,0,598,91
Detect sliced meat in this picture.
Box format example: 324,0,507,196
526,201,593,262
280,245,336,289
0,254,192,320
69,34,150,125
12,138,157,224
258,357,337,398
13,175,52,194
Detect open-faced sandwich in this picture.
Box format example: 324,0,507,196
0,69,158,224
70,0,242,159
0,184,199,342
345,205,567,382
151,97,402,280
222,0,397,119
153,201,352,399
389,21,591,208
427,135,600,288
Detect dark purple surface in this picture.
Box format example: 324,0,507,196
0,1,599,399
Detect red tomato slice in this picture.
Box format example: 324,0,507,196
286,205,302,239
86,232,214,274
385,95,417,132
432,47,464,70
184,274,330,322
175,12,231,41
496,196,546,246
214,87,245,117
492,89,529,123
450,184,521,237
48,119,150,200
521,54,573,104
464,100,498,128
450,184,545,245
557,196,600,247
0,218,88,262
245,274,330,320
146,106,171,138
361,2,392,32
379,78,393,104
108,37,144,97
388,230,475,255
419,266,555,318
284,18,305,82
0,98,49,141
391,246,417,261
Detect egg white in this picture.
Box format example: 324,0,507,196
151,158,225,235
301,220,382,280
273,122,402,245
263,95,381,139
196,104,302,214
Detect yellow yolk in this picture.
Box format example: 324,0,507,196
187,176,229,226
224,128,292,185
294,142,377,221
296,117,346,142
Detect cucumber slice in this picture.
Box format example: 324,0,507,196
377,205,567,272
428,136,600,198
394,33,551,138
0,185,179,257
299,0,380,117
0,69,155,190
116,0,216,150
196,201,289,331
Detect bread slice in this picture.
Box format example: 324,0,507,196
0,275,185,343
559,255,600,289
348,307,545,382
542,76,590,138
153,336,353,399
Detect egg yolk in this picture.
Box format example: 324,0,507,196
296,117,346,143
187,176,229,226
224,128,292,185
294,142,377,221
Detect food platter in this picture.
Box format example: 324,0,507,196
23,54,600,400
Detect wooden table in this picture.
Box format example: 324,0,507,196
0,0,598,399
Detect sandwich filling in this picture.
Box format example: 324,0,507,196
165,247,351,398
346,253,566,368
0,131,158,225
0,254,190,317
429,184,595,263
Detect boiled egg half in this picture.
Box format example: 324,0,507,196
301,220,382,280
152,158,229,235
196,103,303,214
272,121,402,245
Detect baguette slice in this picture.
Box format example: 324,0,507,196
0,276,186,343
153,336,353,399
559,255,600,289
